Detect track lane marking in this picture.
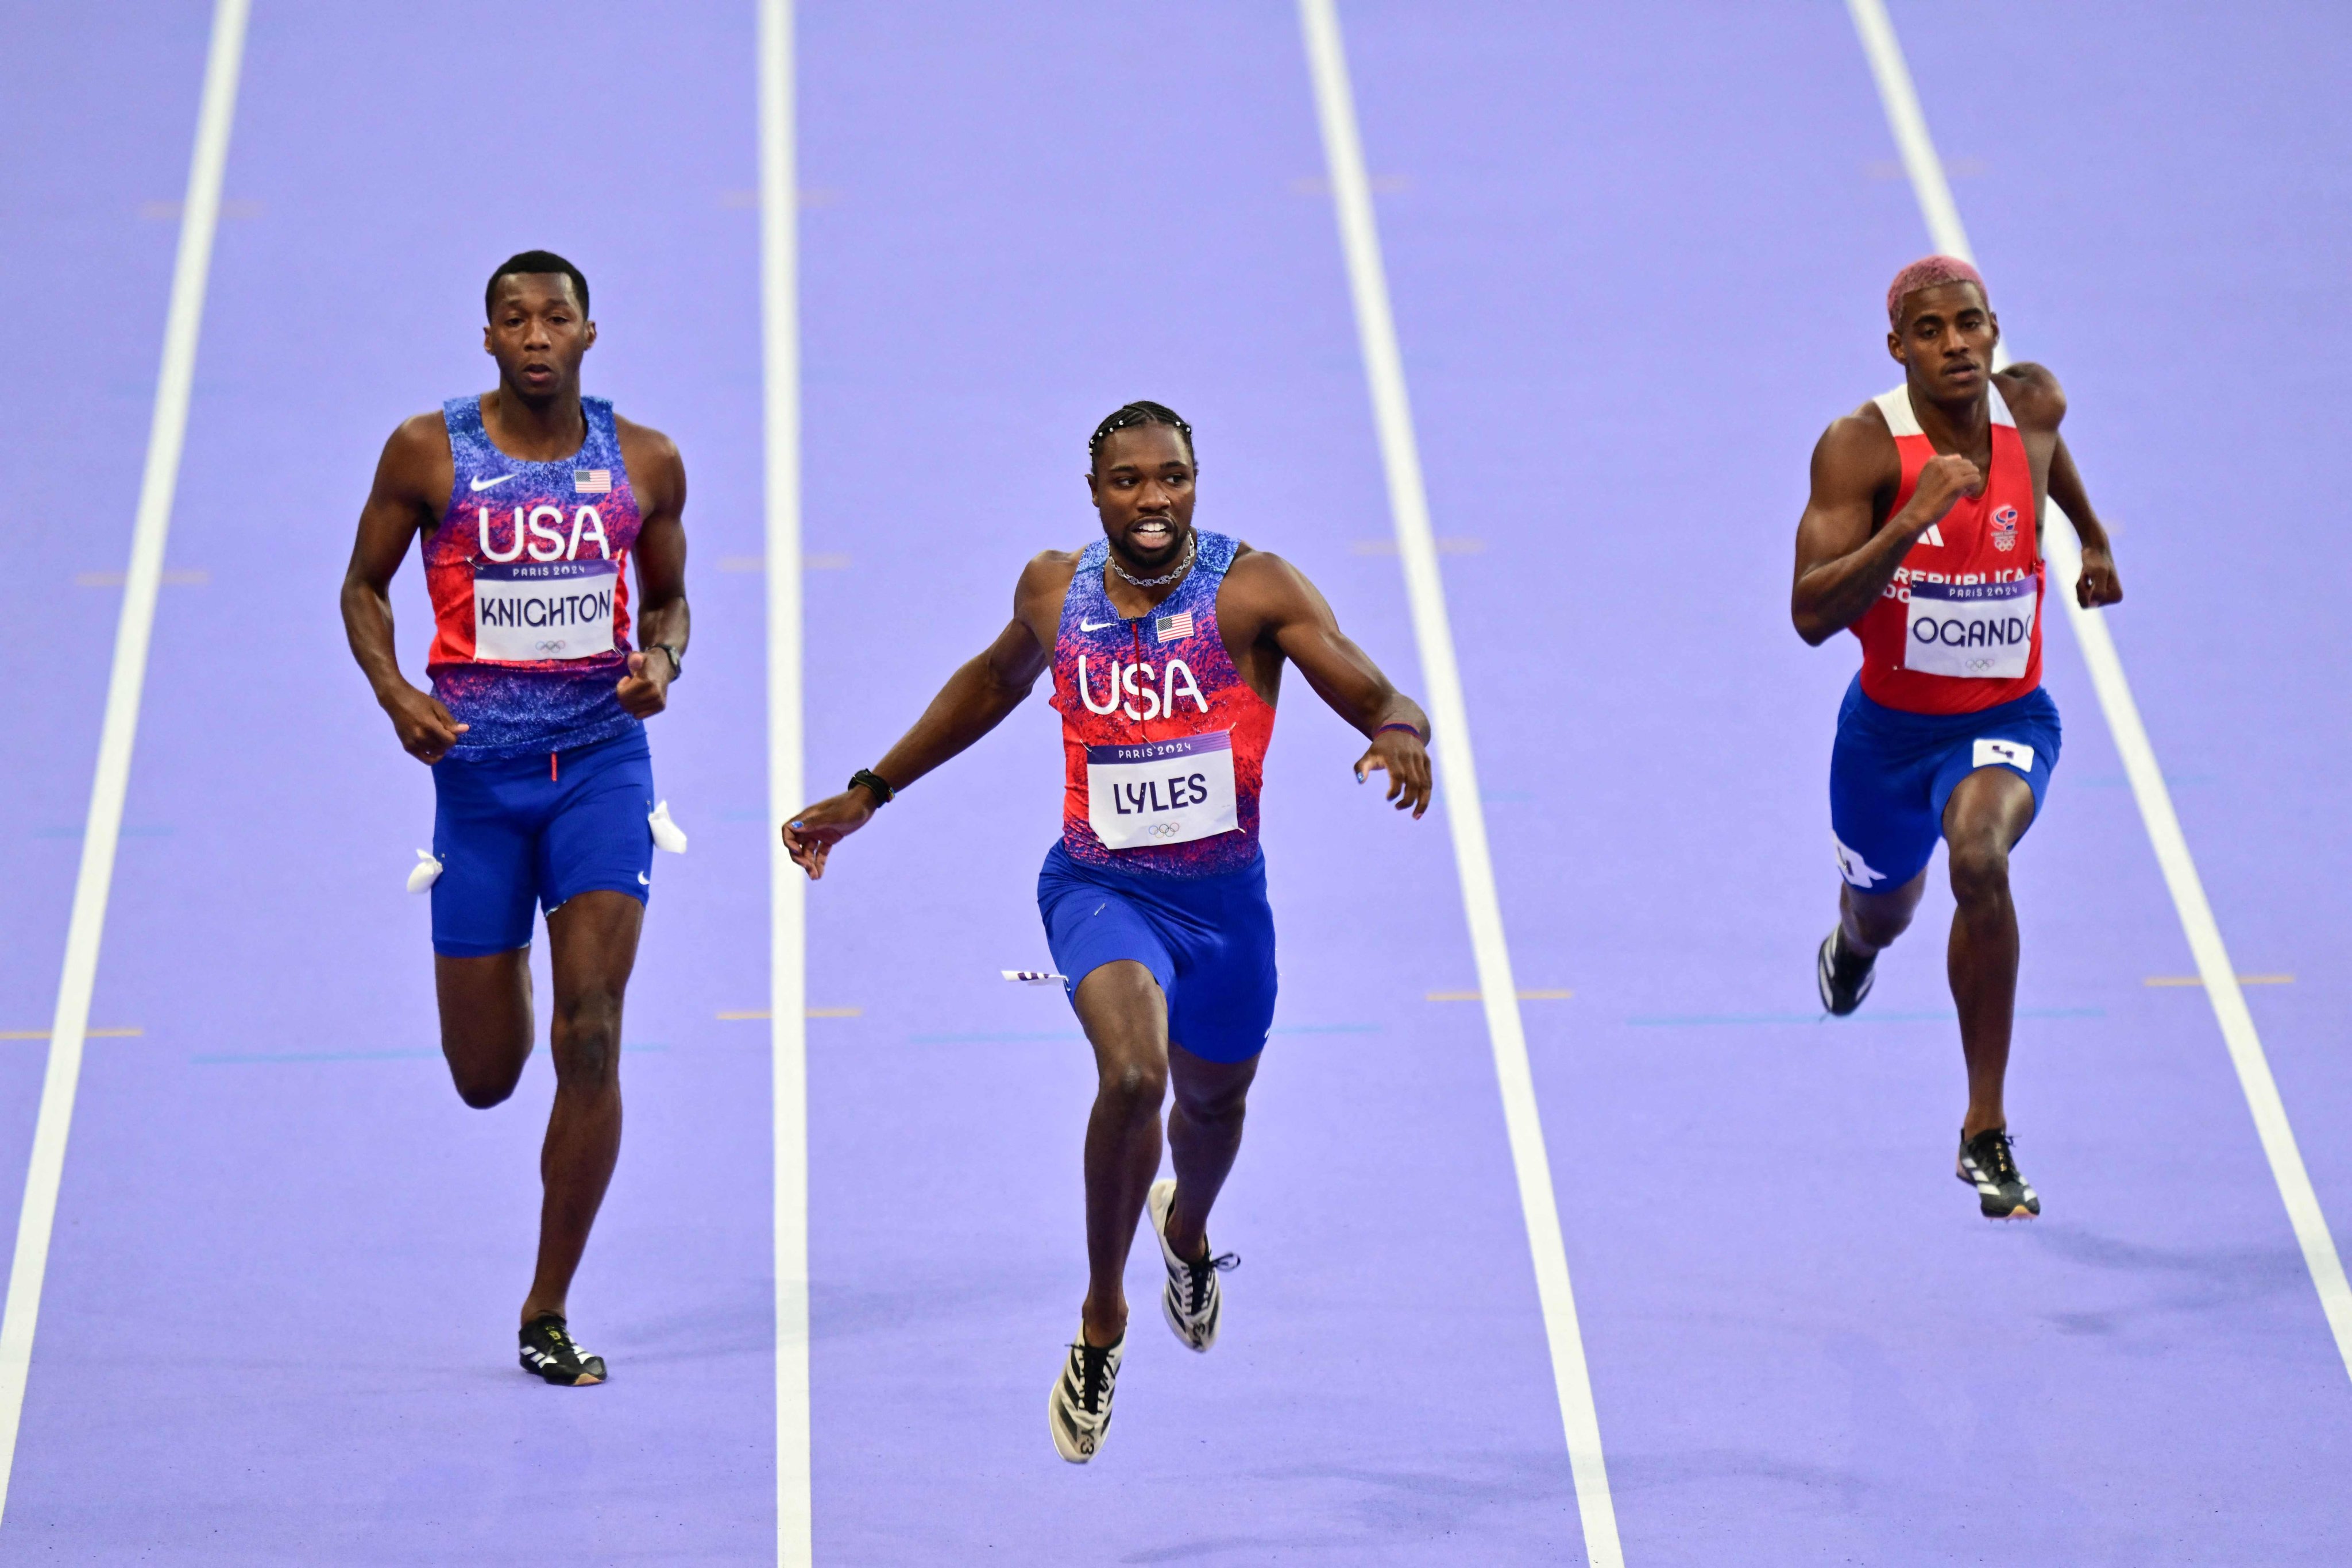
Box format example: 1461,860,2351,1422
0,0,252,1524
1296,4,1623,1562
1847,0,2352,1389
757,2,813,1562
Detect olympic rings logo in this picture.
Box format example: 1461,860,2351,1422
1148,822,1182,840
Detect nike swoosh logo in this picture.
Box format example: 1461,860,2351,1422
469,473,518,492
1080,618,1121,632
638,872,650,886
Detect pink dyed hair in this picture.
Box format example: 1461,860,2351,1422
1886,256,1986,327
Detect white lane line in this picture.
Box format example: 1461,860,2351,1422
0,0,251,1523
1847,0,2352,1386
757,0,814,1562
1296,4,1623,1562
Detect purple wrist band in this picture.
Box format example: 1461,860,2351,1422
1377,722,1424,741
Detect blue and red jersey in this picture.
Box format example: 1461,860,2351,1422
1050,530,1276,879
423,395,642,758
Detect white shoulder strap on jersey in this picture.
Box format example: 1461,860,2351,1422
1878,383,2014,431
1873,385,1921,437
1987,382,2017,428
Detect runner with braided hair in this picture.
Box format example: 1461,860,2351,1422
784,401,1431,1461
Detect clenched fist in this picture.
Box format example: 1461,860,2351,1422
1903,453,1984,536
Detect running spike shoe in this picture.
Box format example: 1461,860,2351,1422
1148,1177,1239,1353
1817,926,1877,1017
1956,1127,2040,1220
1048,1326,1123,1463
519,1314,607,1385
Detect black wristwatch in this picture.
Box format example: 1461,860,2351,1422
651,642,683,679
849,768,895,807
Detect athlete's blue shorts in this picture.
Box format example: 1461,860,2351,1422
429,727,655,957
1037,841,1278,1064
1829,674,2061,894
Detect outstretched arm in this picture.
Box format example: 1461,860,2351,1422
781,559,1057,880
1239,552,1432,818
341,415,467,763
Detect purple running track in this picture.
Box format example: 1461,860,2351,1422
2,2,2347,1564
1340,2,2352,1563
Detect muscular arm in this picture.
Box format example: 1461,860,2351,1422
340,415,466,762
1792,415,1918,645
1229,550,1432,816
2046,434,2123,608
781,555,1061,878
615,421,691,715
2001,364,2122,609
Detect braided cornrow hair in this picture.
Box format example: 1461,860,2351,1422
1087,400,1195,470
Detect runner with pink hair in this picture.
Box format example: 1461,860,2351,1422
1789,257,2125,1221
1886,254,1987,327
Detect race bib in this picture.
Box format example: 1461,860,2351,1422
1086,731,1238,851
473,560,618,662
1903,576,2036,679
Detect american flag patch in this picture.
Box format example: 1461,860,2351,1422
573,469,612,495
1155,610,1194,643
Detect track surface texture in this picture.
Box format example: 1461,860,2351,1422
1,2,2345,1563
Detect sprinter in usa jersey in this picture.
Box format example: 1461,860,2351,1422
781,403,1432,1463
1791,257,2125,1222
341,252,692,1387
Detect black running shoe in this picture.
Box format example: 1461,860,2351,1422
1817,927,1876,1017
1956,1127,2040,1220
519,1314,607,1385
1048,1326,1122,1463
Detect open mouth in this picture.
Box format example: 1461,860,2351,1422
1127,517,1177,551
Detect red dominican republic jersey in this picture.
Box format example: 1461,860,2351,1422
1852,382,2044,715
1049,530,1277,878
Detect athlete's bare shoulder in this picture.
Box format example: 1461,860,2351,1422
1219,546,1328,636
375,410,453,511
612,412,685,516
1013,549,1084,639
1994,362,2066,431
1810,401,1900,497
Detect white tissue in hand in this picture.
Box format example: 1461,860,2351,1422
648,800,689,853
406,849,443,894
1002,969,1069,986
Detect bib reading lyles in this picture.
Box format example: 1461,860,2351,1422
1086,731,1239,851
1903,576,2037,680
473,559,620,663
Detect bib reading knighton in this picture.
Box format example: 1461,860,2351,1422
472,559,620,663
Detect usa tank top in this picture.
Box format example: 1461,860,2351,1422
423,395,643,758
1049,530,1277,878
1852,381,2044,714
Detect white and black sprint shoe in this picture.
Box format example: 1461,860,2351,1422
1956,1127,2040,1219
1817,926,1876,1017
1048,1326,1123,1463
519,1313,607,1385
1147,1178,1237,1353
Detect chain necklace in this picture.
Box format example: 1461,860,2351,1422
1107,532,1196,589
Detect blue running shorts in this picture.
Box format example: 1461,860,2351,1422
429,727,655,957
1037,841,1278,1064
1829,674,2061,895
